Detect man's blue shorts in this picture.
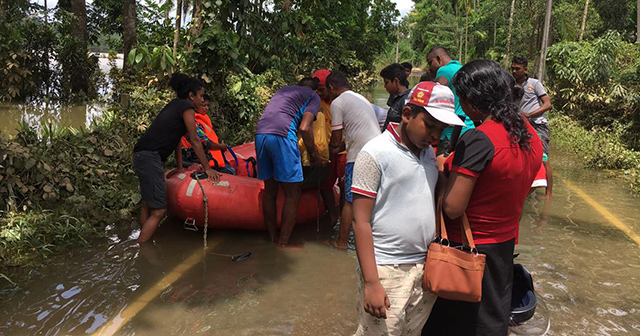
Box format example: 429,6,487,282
255,133,303,183
344,162,355,202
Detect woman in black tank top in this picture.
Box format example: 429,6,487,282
133,73,220,243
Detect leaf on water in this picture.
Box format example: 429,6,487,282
131,193,142,204
104,149,113,157
43,184,53,193
43,163,52,171
65,183,74,192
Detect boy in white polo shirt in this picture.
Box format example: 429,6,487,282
351,81,465,336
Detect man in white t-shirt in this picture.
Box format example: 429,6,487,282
351,81,465,335
326,71,381,249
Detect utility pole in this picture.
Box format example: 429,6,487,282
538,0,553,83
579,0,589,42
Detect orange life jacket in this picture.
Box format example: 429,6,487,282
181,113,225,167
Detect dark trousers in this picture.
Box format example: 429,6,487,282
422,238,516,336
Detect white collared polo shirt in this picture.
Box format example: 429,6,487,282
351,123,438,265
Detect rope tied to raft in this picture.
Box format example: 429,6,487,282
193,172,209,249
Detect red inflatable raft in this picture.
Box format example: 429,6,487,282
166,142,334,230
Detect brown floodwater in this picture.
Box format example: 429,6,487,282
1,79,639,335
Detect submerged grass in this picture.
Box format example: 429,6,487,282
0,209,101,268
550,113,640,193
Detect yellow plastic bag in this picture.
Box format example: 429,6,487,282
298,112,330,166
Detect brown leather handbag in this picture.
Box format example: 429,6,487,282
423,196,487,302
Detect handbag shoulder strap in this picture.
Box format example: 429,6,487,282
436,196,448,240
461,212,476,249
438,195,477,249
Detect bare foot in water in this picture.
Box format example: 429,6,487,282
325,240,348,250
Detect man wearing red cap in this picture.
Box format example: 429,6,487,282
313,69,344,225
350,82,465,335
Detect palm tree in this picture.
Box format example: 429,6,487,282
538,0,553,82
505,0,516,68
579,0,589,42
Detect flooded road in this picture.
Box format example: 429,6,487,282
2,156,639,336
2,79,640,335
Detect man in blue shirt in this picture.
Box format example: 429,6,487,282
426,47,475,162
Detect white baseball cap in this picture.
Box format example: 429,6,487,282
408,81,465,126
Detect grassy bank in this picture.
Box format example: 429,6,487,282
550,113,640,193
0,69,327,275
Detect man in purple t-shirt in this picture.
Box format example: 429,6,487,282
255,78,327,246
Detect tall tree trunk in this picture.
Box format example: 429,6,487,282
579,0,589,42
72,0,87,45
395,26,399,63
464,14,469,63
187,0,203,51
173,0,183,58
637,0,639,44
493,17,497,48
44,0,48,24
538,0,553,82
456,5,462,61
504,0,516,68
123,0,137,74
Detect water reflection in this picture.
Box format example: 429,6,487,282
0,102,103,136
0,55,120,137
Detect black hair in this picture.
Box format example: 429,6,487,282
380,63,409,87
203,93,211,102
298,77,319,90
401,62,413,71
427,46,450,58
326,71,350,90
420,72,434,82
452,60,532,150
512,56,528,67
169,73,203,99
406,103,427,118
512,85,524,102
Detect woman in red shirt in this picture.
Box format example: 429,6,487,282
427,60,543,336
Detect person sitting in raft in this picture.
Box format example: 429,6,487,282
180,94,236,175
133,73,220,243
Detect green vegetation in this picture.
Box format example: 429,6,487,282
550,114,640,193
547,32,640,151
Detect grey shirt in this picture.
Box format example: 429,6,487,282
351,127,438,265
518,77,548,125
